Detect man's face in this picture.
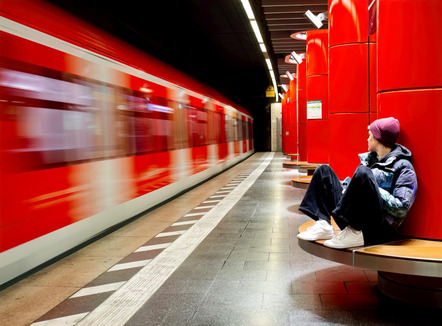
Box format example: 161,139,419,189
367,128,378,152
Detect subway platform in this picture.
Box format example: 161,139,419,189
0,152,439,326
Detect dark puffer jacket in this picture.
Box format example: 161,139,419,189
358,144,418,229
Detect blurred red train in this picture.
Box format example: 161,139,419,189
0,0,254,286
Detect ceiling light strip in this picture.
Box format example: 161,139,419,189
240,0,278,101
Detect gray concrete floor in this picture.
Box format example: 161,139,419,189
0,152,439,326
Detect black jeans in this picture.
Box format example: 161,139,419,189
299,165,395,244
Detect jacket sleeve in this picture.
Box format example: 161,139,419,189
378,168,418,220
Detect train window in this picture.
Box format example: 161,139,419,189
208,111,221,145
0,62,248,172
0,68,93,106
0,68,101,170
115,93,142,156
186,105,195,148
147,101,174,152
237,118,243,141
113,90,176,156
219,112,226,144
225,115,234,143
243,119,247,141
185,105,208,148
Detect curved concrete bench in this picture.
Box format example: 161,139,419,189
282,161,321,170
291,176,312,189
286,153,298,161
298,220,442,308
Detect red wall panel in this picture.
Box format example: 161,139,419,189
298,124,308,161
306,30,329,164
369,41,377,117
297,60,307,161
329,44,369,114
329,113,368,179
329,0,369,45
281,95,288,154
306,30,328,76
298,58,307,89
307,75,329,118
288,78,298,155
378,90,442,239
378,0,442,92
328,0,372,178
307,120,330,164
378,0,442,240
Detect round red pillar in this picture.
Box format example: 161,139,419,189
378,0,442,239
297,59,308,161
281,92,288,154
328,0,374,179
369,30,378,123
306,29,329,164
288,78,298,155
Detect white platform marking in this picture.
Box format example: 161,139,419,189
76,153,274,326
172,220,198,226
30,313,89,326
194,205,215,210
184,212,206,217
155,231,186,238
134,243,171,252
202,200,221,204
209,195,226,198
107,260,152,272
70,282,126,298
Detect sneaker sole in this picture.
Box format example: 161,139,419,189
323,241,364,249
297,233,334,241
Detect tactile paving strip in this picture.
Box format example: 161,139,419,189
31,154,273,326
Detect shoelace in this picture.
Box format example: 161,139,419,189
335,227,351,240
307,222,322,232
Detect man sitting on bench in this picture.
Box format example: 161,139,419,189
297,117,418,249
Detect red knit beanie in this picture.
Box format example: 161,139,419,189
369,117,400,148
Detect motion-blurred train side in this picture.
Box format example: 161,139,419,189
0,0,254,287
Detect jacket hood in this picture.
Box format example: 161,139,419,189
359,144,413,167
382,144,413,163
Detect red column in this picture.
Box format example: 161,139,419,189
306,29,329,164
281,93,288,154
297,59,308,161
288,78,298,155
377,0,442,239
328,0,373,179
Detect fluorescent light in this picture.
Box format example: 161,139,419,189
281,84,288,92
286,71,294,81
240,0,278,101
240,0,255,19
290,31,307,41
304,10,328,29
250,20,264,43
290,51,303,64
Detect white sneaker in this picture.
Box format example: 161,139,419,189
297,220,334,241
323,226,364,249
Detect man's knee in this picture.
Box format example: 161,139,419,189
315,164,334,175
353,165,374,180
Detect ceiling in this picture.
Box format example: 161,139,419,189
47,0,328,120
260,0,328,83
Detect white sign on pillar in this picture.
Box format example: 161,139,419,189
307,100,322,119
